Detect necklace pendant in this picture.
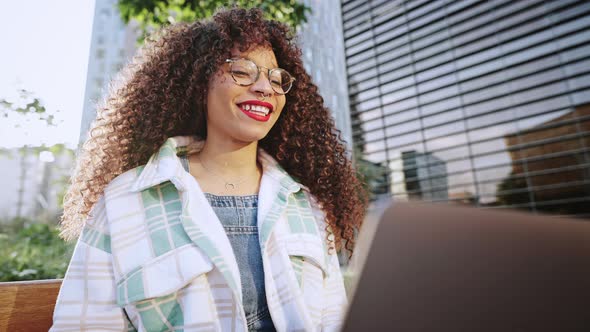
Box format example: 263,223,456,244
225,183,236,190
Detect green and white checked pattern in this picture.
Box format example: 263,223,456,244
135,293,184,331
51,136,347,332
141,181,192,257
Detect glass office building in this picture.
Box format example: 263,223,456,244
342,0,590,217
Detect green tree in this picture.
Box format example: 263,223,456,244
118,0,310,43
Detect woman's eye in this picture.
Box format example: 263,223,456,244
232,70,251,77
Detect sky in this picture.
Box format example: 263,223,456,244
0,0,96,149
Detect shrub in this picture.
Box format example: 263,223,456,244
0,223,74,281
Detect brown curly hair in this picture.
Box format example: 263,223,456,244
61,7,367,255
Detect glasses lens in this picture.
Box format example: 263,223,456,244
270,69,293,94
229,59,258,85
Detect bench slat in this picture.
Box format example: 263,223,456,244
0,279,62,332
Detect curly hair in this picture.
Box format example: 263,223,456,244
61,7,367,255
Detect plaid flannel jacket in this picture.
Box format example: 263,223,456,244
50,136,347,332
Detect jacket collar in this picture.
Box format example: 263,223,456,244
129,136,301,194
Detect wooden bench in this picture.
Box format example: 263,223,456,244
0,279,62,331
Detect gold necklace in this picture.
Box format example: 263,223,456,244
196,154,250,191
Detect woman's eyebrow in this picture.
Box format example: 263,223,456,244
232,56,279,68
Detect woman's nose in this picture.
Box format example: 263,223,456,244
250,71,274,96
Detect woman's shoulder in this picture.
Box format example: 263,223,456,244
105,136,198,198
296,185,318,206
103,165,147,199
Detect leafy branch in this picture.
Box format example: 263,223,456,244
117,0,311,43
0,89,59,129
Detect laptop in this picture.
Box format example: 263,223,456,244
342,201,590,331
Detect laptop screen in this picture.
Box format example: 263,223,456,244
343,201,590,331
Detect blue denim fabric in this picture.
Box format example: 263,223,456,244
205,193,275,331
180,154,276,331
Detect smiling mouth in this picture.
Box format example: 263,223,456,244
236,101,274,122
239,103,272,116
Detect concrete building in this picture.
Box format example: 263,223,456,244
341,0,590,217
298,0,354,147
79,0,138,144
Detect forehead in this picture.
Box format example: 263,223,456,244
230,45,278,67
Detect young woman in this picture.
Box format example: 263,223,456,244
51,7,367,331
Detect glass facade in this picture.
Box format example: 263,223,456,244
342,0,590,217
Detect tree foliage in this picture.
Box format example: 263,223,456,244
117,0,311,43
0,89,65,157
0,89,58,128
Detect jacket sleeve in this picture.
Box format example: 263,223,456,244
321,247,349,332
50,196,135,332
305,191,349,331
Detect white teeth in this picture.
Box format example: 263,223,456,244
241,104,270,115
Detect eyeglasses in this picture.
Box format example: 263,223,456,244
225,58,295,95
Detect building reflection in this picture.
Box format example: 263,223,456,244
356,157,390,200
341,0,590,219
498,104,590,215
402,151,449,201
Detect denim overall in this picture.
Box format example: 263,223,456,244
180,154,276,331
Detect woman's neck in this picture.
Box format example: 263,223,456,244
198,139,259,177
188,137,262,195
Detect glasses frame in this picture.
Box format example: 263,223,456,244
225,58,296,95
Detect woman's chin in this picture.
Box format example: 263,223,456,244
223,131,271,146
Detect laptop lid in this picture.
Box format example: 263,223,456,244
343,201,590,331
